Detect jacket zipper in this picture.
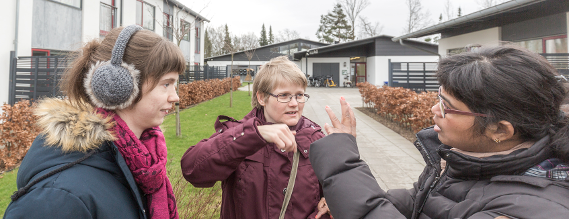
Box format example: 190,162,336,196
413,137,444,219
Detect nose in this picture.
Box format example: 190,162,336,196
431,102,441,118
169,89,180,103
288,96,299,107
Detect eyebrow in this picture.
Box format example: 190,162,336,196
439,94,458,109
161,78,177,83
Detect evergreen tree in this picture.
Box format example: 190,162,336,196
223,24,232,54
204,29,212,58
269,26,274,45
458,7,462,17
316,4,352,44
259,24,268,46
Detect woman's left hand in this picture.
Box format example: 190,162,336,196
315,197,333,219
324,97,356,137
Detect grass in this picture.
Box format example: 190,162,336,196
0,91,253,218
0,169,18,216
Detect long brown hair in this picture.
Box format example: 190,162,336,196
61,26,186,106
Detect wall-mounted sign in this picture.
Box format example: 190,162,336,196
342,70,347,75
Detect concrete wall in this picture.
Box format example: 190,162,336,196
1,0,33,105
567,12,569,52
82,0,99,43
438,27,501,56
33,0,82,51
369,56,440,86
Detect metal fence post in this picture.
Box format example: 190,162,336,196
33,57,39,101
9,51,16,105
388,59,392,87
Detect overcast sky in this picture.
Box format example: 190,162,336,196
179,0,488,40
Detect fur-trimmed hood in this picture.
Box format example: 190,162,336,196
34,98,116,152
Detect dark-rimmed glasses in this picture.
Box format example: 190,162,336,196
438,87,488,118
267,93,310,103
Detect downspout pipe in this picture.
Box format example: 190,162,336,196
14,0,20,56
399,39,440,57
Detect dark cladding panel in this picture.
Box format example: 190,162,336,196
502,13,567,41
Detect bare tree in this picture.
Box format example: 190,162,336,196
223,37,241,108
206,25,226,57
444,0,454,21
240,32,259,95
404,0,432,34
357,16,383,39
274,29,300,43
476,0,507,9
338,0,370,40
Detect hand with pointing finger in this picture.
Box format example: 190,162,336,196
257,124,297,152
324,97,356,137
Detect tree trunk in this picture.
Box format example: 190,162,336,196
230,53,234,108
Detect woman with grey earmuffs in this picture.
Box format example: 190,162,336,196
4,25,183,219
311,46,569,219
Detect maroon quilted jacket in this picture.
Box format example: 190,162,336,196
181,108,329,219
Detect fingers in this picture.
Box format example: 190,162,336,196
325,105,341,129
257,124,297,152
348,102,357,137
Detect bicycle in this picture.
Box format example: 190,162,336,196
324,75,336,87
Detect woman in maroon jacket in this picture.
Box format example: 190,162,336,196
181,56,332,219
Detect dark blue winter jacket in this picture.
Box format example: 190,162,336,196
3,98,147,219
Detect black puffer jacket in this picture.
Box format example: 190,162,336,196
310,127,569,219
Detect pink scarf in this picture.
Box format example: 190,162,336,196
99,109,178,219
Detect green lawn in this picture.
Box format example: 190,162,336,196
0,91,253,218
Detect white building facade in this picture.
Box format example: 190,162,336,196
1,0,208,105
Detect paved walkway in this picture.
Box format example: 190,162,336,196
238,86,426,190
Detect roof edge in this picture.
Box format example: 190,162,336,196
391,0,542,42
168,0,210,22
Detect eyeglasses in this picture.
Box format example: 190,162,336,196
267,93,310,103
438,87,488,118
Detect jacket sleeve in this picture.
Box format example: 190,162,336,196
309,133,407,219
181,116,268,187
3,188,92,219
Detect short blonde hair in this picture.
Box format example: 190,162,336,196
252,56,307,108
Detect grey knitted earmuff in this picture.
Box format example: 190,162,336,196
84,25,143,110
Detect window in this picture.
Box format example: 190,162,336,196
515,35,567,54
301,43,311,51
270,47,279,53
163,13,173,41
195,25,201,53
49,0,81,8
447,47,466,56
289,43,299,55
181,20,191,41
136,0,155,31
100,1,117,37
279,45,289,55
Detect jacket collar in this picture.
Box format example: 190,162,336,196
34,98,116,152
416,126,552,180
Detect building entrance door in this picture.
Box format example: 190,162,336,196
353,63,366,84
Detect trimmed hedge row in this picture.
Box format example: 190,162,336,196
358,82,437,132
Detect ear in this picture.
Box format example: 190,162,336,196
485,120,517,142
256,91,266,106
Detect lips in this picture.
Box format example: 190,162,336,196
161,109,171,114
285,111,297,115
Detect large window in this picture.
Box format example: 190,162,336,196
100,1,117,37
181,20,191,41
136,0,155,31
49,0,81,8
195,25,201,53
515,35,568,53
163,13,173,41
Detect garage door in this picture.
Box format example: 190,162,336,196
313,63,340,86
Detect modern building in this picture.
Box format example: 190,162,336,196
2,0,208,105
204,38,328,78
293,35,439,87
392,0,569,57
